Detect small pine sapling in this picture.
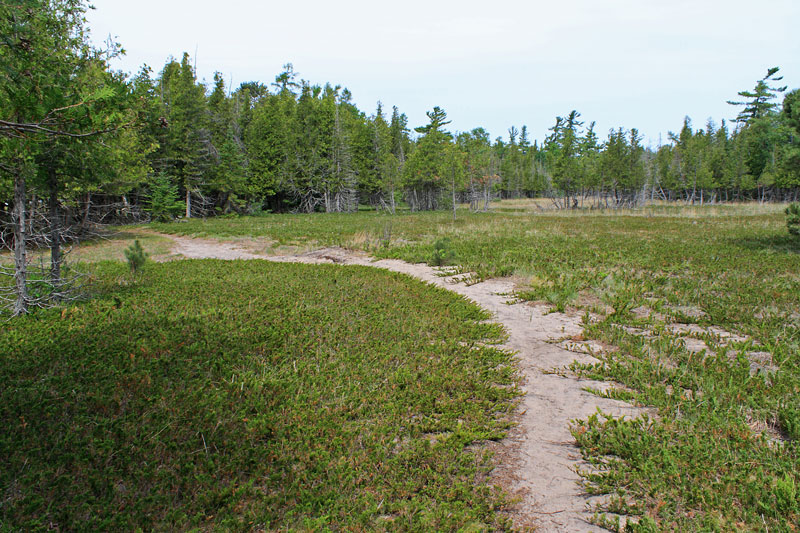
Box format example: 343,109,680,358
428,237,456,266
786,203,800,236
124,240,148,274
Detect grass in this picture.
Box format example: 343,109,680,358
68,230,175,263
0,260,517,530
0,229,174,267
146,200,800,530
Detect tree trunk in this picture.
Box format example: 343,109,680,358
29,194,36,235
452,174,457,221
13,172,28,316
82,192,91,228
185,187,192,218
48,166,62,287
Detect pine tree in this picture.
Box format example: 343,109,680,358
777,90,800,195
154,53,211,218
786,202,800,236
580,121,600,201
244,91,295,210
545,111,584,207
206,74,251,212
146,173,184,221
389,106,411,166
728,67,787,125
403,107,453,210
457,128,497,211
500,126,524,198
368,102,398,211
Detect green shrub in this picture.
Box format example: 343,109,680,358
776,474,798,514
779,403,800,440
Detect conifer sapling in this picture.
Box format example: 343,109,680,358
124,240,148,274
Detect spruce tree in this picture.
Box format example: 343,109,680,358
154,53,211,217
403,107,453,210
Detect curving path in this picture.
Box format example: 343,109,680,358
164,235,643,531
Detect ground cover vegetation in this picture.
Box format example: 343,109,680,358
150,203,800,530
0,259,517,530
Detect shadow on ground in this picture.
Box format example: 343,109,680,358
733,234,800,255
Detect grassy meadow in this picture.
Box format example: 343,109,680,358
2,200,799,530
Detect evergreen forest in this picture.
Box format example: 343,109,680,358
2,2,800,241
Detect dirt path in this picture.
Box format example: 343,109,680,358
166,235,265,260
165,235,643,531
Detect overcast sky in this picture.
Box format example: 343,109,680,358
86,0,800,147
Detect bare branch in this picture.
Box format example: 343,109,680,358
0,117,135,139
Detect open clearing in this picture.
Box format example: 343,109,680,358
150,202,800,530
166,235,645,531
2,202,799,531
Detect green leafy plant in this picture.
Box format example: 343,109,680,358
380,221,392,248
776,474,798,514
779,402,800,440
598,274,636,317
123,239,148,273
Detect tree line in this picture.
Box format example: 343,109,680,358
112,62,800,215
125,61,800,214
2,0,800,314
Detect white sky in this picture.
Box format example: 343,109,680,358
87,0,800,147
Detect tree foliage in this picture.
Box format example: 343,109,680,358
0,0,141,314
728,67,787,125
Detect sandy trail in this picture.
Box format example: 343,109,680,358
166,235,265,260
165,235,643,531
